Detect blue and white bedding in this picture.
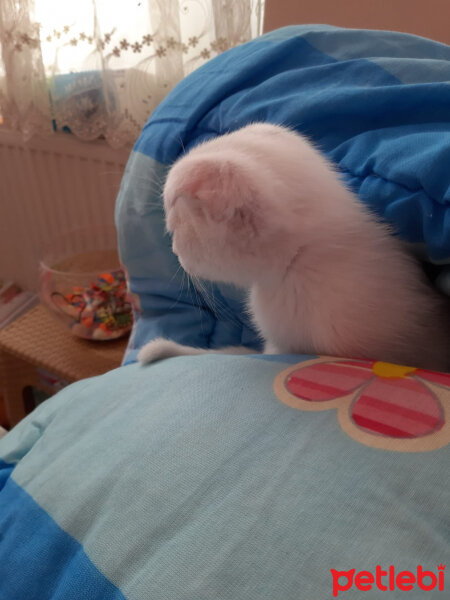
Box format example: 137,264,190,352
1,25,449,600
1,354,449,599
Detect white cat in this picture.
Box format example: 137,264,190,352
138,123,449,371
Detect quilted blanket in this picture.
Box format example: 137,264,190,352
1,353,449,599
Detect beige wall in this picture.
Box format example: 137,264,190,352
264,0,450,44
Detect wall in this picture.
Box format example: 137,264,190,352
0,130,128,290
264,0,450,44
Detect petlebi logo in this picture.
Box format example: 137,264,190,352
330,564,445,597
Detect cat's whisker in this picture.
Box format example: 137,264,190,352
132,178,165,192
186,273,207,335
202,280,218,316
169,263,183,283
177,135,186,155
190,275,243,328
132,177,166,196
144,203,164,210
168,267,188,310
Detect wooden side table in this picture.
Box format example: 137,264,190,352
0,304,128,428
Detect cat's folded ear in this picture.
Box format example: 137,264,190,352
180,157,256,222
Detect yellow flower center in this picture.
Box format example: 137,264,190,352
372,361,417,379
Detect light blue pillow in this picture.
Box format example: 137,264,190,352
1,353,449,599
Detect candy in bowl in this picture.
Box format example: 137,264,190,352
39,227,132,340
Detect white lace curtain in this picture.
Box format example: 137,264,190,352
0,0,265,148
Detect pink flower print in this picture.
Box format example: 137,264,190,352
274,358,450,452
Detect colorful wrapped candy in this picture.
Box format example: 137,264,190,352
49,269,132,340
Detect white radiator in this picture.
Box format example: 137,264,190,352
0,130,129,290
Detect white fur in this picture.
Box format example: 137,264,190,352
139,123,449,370
137,338,253,364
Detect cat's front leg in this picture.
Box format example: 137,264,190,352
138,338,255,365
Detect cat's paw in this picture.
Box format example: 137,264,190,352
264,341,282,354
137,338,184,365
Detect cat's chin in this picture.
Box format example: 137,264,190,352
176,255,205,280
178,255,250,287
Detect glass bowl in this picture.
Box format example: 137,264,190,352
39,226,132,340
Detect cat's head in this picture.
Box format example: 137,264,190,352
163,123,345,287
